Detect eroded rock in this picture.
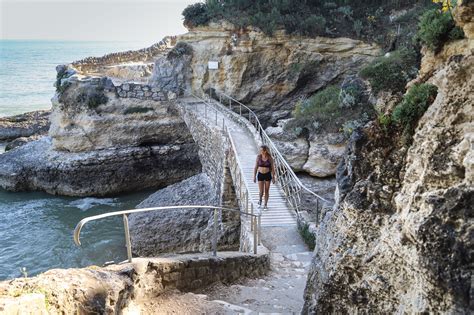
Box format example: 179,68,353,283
303,6,473,311
130,173,240,256
266,120,346,177
0,137,200,196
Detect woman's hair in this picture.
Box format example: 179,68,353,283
260,145,270,154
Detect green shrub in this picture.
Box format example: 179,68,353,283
182,3,210,28
86,91,108,109
341,113,370,137
294,85,341,119
416,8,464,52
449,26,465,40
378,113,392,130
55,67,72,94
353,19,363,37
77,87,108,110
56,81,71,95
359,48,418,95
299,223,315,250
167,42,193,60
339,78,365,108
124,106,154,115
287,86,341,133
336,6,353,20
392,83,437,135
300,15,326,36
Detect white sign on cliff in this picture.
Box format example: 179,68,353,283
208,61,219,70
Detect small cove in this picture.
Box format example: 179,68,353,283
0,188,153,280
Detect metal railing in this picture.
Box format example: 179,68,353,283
74,205,261,263
211,90,331,222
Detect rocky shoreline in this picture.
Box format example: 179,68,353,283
0,137,200,196
0,110,50,152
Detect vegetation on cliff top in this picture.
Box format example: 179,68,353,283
416,5,464,52
183,0,436,49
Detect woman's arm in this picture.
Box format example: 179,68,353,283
271,156,276,183
253,155,259,183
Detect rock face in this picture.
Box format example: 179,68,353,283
130,173,240,255
303,4,473,313
4,135,44,151
0,137,200,196
266,120,346,177
0,110,50,141
177,22,380,123
50,70,193,152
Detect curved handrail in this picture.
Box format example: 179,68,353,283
213,90,330,205
74,205,257,246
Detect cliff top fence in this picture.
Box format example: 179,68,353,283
71,36,177,74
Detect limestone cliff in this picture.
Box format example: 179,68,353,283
178,21,380,123
303,2,473,313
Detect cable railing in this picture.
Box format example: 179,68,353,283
210,90,331,222
74,205,261,263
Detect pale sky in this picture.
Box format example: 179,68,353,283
0,0,197,46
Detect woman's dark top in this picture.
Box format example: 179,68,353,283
257,154,271,168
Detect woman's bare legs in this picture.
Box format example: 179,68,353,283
258,180,264,206
264,180,271,207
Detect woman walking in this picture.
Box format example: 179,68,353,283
253,145,276,210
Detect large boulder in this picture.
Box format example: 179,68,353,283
49,73,193,153
266,120,346,177
129,173,240,255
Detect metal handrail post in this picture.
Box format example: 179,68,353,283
245,191,249,213
123,214,132,263
213,208,218,256
253,219,257,255
258,214,262,245
250,201,254,232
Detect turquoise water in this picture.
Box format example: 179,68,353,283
0,40,155,280
0,40,148,117
0,189,153,280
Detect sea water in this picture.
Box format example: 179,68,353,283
0,39,148,116
0,40,153,280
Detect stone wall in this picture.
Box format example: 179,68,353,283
114,82,178,101
0,252,269,314
174,100,229,199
